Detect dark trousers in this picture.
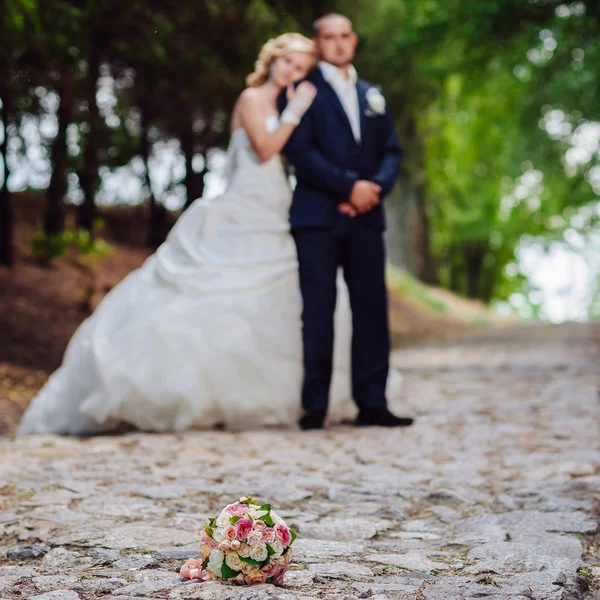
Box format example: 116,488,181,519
293,222,390,413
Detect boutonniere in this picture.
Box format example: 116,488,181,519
365,87,386,115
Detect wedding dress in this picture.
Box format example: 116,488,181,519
17,117,402,435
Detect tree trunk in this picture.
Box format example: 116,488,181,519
45,76,73,235
413,180,437,284
139,99,165,248
78,37,101,231
398,115,437,284
0,80,14,266
181,130,207,211
464,241,486,299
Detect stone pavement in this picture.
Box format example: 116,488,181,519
1,323,599,600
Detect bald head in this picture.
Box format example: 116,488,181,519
312,13,357,69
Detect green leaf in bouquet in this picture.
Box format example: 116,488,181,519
290,529,298,544
229,516,242,525
208,517,217,528
239,557,262,567
262,513,275,527
204,524,214,537
202,557,209,568
240,496,259,506
221,563,239,579
259,504,272,511
266,544,275,556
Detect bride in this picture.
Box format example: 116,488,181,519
17,33,403,436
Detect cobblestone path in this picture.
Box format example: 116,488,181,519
1,324,599,599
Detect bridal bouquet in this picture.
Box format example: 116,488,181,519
180,497,296,586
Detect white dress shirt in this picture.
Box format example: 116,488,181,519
319,61,361,143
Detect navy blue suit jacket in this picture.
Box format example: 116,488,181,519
280,68,403,231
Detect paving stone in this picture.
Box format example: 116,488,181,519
32,576,79,592
365,552,449,572
168,582,274,599
293,539,366,560
70,577,127,594
0,566,39,577
111,553,158,569
300,518,390,541
308,562,373,579
27,592,80,600
6,543,51,560
41,549,86,571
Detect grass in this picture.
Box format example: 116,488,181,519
387,264,505,327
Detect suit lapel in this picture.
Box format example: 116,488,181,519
313,69,357,143
357,80,370,147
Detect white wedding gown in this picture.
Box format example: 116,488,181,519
18,117,402,435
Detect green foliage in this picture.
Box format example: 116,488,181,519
387,268,448,313
239,557,262,567
220,562,238,579
352,0,600,309
30,220,112,267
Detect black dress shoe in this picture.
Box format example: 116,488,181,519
356,407,414,427
299,410,326,430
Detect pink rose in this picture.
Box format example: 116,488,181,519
253,520,266,530
235,518,253,540
227,503,249,516
272,565,287,586
218,541,230,553
230,540,241,551
200,530,217,549
225,525,237,541
262,527,276,544
261,561,278,578
275,524,292,547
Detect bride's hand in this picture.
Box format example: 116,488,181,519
283,82,317,120
287,81,317,103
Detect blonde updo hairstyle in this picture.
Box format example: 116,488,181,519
246,33,315,87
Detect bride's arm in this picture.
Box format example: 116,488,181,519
238,85,316,163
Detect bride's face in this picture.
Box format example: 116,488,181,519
271,52,314,87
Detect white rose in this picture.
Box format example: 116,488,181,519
250,542,268,563
216,510,231,527
212,527,226,543
366,87,386,114
246,530,262,547
225,552,243,572
238,542,251,558
270,510,285,525
270,540,284,556
284,546,294,564
207,549,224,577
248,507,267,520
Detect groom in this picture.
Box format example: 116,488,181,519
281,13,414,430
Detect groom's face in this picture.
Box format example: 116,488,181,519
314,16,357,68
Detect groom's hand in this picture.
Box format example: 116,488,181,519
338,202,358,217
349,181,381,214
